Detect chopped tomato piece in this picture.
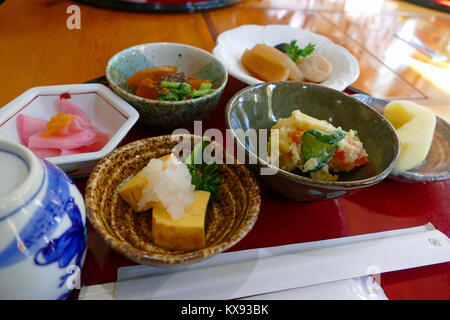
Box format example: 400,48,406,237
333,150,345,160
354,155,369,166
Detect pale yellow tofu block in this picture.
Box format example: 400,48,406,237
152,190,210,251
118,154,173,212
383,100,436,171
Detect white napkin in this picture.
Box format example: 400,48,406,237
242,277,387,300
79,223,449,300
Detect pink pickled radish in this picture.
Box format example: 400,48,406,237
30,147,62,158
59,149,79,156
67,131,111,154
28,128,97,149
69,114,90,131
17,114,47,145
17,96,111,158
57,98,91,125
60,131,109,155
57,131,111,155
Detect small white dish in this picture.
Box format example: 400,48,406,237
0,84,139,177
213,24,360,91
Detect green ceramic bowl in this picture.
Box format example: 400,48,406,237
225,81,400,202
106,42,228,128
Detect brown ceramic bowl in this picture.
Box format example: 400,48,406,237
85,134,260,267
225,81,400,202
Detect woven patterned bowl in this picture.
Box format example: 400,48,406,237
85,134,260,267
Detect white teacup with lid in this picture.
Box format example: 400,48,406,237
0,140,87,299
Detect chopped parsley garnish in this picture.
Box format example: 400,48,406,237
284,40,315,62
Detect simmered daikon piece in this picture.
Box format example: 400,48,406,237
241,44,303,81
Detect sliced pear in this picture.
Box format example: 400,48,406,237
384,100,436,171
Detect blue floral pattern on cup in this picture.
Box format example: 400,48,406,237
0,160,86,299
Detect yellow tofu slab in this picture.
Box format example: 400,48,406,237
118,154,173,212
152,190,210,251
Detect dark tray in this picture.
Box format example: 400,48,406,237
73,0,241,13
403,0,450,13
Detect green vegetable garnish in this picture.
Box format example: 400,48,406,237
284,40,315,62
185,137,221,203
301,129,345,172
158,81,214,101
310,128,345,144
192,88,215,98
157,90,179,101
161,81,182,89
199,82,212,90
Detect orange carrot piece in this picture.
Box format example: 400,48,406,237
127,65,177,88
136,77,159,100
188,76,210,90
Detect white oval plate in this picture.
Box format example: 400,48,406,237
213,24,360,91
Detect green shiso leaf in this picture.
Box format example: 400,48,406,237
185,137,221,203
300,129,345,172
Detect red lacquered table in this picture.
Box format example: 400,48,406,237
72,77,450,300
